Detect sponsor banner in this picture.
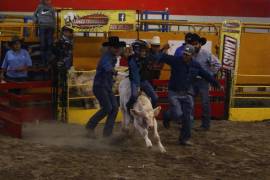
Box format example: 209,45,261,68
61,10,136,32
219,20,242,116
219,19,242,74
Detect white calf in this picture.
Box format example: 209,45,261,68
119,78,166,153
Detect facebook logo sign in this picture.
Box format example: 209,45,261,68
118,13,126,22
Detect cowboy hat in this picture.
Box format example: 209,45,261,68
102,36,126,48
199,37,207,46
185,32,194,43
150,36,160,46
190,33,207,46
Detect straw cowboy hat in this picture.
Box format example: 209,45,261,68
150,36,161,46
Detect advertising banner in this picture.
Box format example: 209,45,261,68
219,19,242,75
61,10,137,32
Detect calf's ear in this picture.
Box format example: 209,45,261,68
130,109,144,117
153,106,161,117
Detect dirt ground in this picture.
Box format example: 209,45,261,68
0,120,269,180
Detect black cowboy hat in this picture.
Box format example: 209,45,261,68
191,33,207,46
8,36,23,47
102,36,126,48
199,37,207,46
185,32,194,43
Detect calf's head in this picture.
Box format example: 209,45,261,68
130,106,161,129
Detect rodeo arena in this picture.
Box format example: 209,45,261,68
0,0,270,179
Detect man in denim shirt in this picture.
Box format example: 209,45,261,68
86,37,126,138
192,34,221,131
163,32,194,125
157,44,220,145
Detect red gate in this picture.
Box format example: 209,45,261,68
0,81,53,138
152,78,227,120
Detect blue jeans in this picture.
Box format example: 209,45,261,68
39,27,54,66
86,86,118,137
141,80,158,107
127,80,158,110
168,90,193,142
194,79,211,128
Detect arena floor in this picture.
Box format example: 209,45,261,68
0,120,269,180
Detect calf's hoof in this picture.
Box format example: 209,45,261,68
159,146,166,153
146,139,153,148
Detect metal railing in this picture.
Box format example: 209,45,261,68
0,22,38,41
139,20,270,34
139,19,221,33
231,73,270,106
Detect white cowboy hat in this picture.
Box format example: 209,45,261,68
150,36,161,45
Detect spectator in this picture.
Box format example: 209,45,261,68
50,26,74,119
1,36,32,82
52,26,74,69
33,0,56,66
0,36,32,94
